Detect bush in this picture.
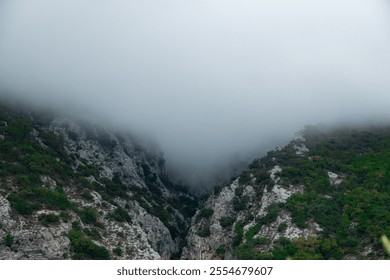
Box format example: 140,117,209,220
219,216,235,228
79,207,99,225
234,186,244,197
258,203,280,225
233,223,244,247
81,191,94,201
216,244,227,255
83,228,102,240
68,228,110,260
113,247,123,257
197,226,211,237
101,175,128,198
108,206,132,223
8,192,39,215
245,224,261,241
239,172,251,185
255,171,271,185
278,222,288,232
38,213,60,226
196,208,214,221
8,187,72,215
232,196,247,211
4,233,14,247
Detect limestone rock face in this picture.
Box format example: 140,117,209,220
0,110,196,260
182,137,322,260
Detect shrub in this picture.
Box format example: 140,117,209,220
68,228,110,260
38,213,60,226
245,224,261,241
8,187,71,215
257,203,280,225
234,186,244,197
232,196,247,211
81,191,94,201
255,171,271,185
233,223,244,247
278,222,288,232
79,207,99,225
216,244,227,255
219,216,235,228
101,175,128,198
83,228,102,240
196,208,214,221
113,247,123,257
4,233,14,247
197,226,211,237
239,172,251,185
108,206,132,223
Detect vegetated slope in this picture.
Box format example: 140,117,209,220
183,125,390,260
0,103,197,260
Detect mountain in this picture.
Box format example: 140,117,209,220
183,125,390,259
1,101,390,260
0,103,197,259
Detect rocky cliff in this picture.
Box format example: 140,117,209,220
183,126,390,260
1,102,390,260
0,104,197,259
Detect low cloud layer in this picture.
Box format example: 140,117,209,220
1,0,390,189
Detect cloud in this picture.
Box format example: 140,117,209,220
1,0,390,190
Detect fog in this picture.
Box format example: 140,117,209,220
1,0,390,190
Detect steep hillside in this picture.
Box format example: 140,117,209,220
0,104,197,259
2,101,390,260
183,125,390,260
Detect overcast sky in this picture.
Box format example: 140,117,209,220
1,0,390,189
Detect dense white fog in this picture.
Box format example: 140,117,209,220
1,0,390,189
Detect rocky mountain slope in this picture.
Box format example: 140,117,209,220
0,103,197,259
183,125,390,260
1,101,390,260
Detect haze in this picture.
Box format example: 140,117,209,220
1,0,390,190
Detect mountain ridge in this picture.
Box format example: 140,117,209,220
1,102,390,259
0,102,197,259
183,125,390,259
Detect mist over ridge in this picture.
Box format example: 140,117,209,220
1,0,390,190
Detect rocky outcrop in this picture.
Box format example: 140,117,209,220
182,136,324,260
0,109,197,260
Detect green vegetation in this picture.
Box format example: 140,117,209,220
219,216,235,228
113,247,123,257
68,226,110,260
196,208,214,222
232,223,244,247
238,171,251,185
83,227,102,240
4,233,14,247
278,222,288,232
8,187,71,215
216,244,227,255
257,203,280,225
38,213,60,226
81,191,94,201
0,104,199,260
78,207,99,225
232,196,248,211
197,226,211,237
100,174,129,198
235,126,390,259
108,206,132,223
254,170,272,185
